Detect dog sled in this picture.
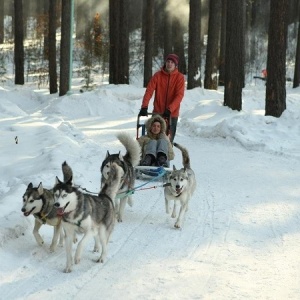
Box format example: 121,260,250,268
135,113,173,180
135,165,171,180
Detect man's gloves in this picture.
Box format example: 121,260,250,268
163,109,171,118
139,107,148,116
139,107,170,117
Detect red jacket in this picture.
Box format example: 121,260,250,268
142,67,185,117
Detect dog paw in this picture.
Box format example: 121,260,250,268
49,245,56,253
36,239,44,246
64,267,72,273
96,257,104,263
74,257,81,264
171,213,176,218
93,246,100,252
174,222,181,229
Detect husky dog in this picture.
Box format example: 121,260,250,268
164,143,196,229
22,182,64,252
100,132,141,222
53,162,121,273
21,162,73,252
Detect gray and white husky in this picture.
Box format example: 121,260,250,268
100,132,141,222
164,143,196,229
21,162,73,252
53,162,122,273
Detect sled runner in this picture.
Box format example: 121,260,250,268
135,165,171,180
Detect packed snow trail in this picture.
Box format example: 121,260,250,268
2,132,300,300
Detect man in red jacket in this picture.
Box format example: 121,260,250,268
139,53,185,142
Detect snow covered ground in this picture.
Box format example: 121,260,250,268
1,79,300,299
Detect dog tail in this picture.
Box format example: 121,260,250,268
116,132,141,167
173,143,191,169
100,162,123,201
62,161,73,183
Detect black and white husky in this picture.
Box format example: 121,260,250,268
164,143,196,229
21,162,73,252
100,132,141,222
53,162,122,273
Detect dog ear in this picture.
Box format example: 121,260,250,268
37,182,44,195
27,182,33,190
55,176,62,185
118,151,124,161
66,176,73,185
173,165,177,171
105,150,110,158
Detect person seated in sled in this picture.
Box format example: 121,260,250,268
137,114,174,168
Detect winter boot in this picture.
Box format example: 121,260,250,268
157,153,168,167
141,154,154,166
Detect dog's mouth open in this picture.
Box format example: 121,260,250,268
56,202,70,216
23,207,35,217
175,187,183,195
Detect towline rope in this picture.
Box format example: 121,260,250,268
74,166,168,198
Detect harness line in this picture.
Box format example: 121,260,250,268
75,166,168,199
115,167,167,198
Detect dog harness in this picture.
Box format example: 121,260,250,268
34,194,59,225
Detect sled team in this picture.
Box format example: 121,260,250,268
21,54,196,272
21,131,196,272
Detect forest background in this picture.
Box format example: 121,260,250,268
1,1,300,298
0,0,300,116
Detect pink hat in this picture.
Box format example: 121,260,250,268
166,54,179,66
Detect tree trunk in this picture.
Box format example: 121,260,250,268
141,0,146,41
0,0,4,44
187,0,201,89
293,10,300,88
249,0,259,63
218,0,227,86
224,0,245,111
43,0,49,59
49,0,57,94
143,0,154,87
59,0,71,96
119,0,129,84
14,0,24,85
265,0,289,117
204,0,222,89
109,1,120,84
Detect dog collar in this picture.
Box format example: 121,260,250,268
40,211,48,223
63,211,83,228
34,212,48,224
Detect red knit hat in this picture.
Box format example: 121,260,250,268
166,54,179,66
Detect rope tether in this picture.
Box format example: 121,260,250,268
74,166,167,198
